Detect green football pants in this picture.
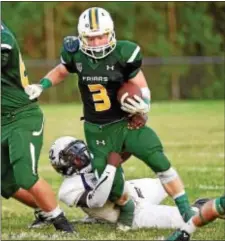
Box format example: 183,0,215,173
1,106,44,198
84,119,171,202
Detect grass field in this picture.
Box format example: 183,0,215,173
1,100,224,240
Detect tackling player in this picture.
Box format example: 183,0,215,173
30,136,197,231
25,7,195,228
1,23,74,233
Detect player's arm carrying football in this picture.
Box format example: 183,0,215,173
121,70,151,116
121,66,151,129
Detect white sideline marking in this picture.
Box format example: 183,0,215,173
184,167,223,172
156,236,165,240
7,231,73,240
199,185,224,190
191,152,224,158
164,141,223,146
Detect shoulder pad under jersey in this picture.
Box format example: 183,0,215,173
63,36,80,53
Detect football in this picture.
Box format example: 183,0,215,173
117,82,142,104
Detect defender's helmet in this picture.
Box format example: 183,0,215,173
77,7,116,59
49,136,92,176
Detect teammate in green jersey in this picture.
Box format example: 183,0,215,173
1,23,74,233
166,195,225,241
25,7,195,229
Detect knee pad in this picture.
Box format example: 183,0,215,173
156,167,178,184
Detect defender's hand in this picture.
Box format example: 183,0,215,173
120,151,132,162
25,84,43,100
128,113,148,130
107,152,123,168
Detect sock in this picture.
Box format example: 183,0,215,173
215,197,225,215
182,218,197,234
117,199,135,227
42,205,63,220
174,192,193,221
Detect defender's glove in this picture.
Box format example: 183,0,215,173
25,84,43,100
121,94,150,114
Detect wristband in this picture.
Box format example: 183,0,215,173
141,87,151,104
143,98,151,105
40,78,52,89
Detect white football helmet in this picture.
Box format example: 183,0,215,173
77,7,116,59
49,136,92,176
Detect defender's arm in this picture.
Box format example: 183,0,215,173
59,152,123,209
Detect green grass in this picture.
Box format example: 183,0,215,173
1,100,224,240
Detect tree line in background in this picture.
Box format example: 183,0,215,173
2,2,225,101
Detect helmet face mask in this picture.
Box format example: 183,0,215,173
49,137,92,176
78,7,116,59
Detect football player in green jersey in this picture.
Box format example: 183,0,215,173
25,7,194,229
1,23,74,233
166,195,225,240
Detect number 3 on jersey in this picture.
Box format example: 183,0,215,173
88,84,111,112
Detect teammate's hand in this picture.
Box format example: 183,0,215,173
121,95,150,114
25,84,43,100
107,152,123,167
128,113,148,130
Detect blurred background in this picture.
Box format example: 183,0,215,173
2,2,224,103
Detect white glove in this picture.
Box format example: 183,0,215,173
121,94,150,114
25,84,43,100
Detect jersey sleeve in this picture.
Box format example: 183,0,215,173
60,46,77,73
77,165,116,208
121,41,142,80
58,175,85,207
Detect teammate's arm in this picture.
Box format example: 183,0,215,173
43,64,70,86
24,36,79,100
166,196,225,241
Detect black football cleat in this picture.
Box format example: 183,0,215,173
28,209,50,229
192,197,211,210
166,229,190,241
193,197,225,219
52,213,75,233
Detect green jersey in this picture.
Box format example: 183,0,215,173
61,40,142,124
1,23,33,114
